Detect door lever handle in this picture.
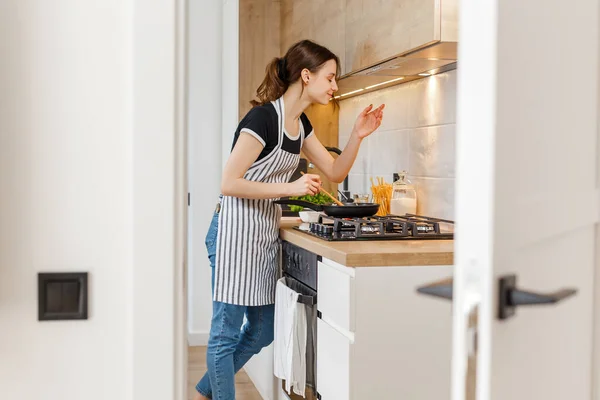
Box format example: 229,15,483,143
416,275,578,321
416,277,453,300
499,274,577,319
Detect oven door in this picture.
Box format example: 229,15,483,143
281,241,318,291
280,274,318,400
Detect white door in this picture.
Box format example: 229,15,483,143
419,0,600,399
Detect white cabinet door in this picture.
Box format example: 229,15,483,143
449,0,599,398
317,318,351,400
317,260,355,334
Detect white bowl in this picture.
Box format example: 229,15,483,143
299,210,321,223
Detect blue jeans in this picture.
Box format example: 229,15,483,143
195,212,275,400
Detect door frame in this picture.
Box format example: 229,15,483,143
132,0,188,399
131,0,600,399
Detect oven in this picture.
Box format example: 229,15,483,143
280,240,320,400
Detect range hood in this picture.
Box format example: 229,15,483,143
336,42,458,100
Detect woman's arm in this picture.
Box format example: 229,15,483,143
301,104,385,183
221,132,322,199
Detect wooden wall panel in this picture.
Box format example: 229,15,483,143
280,0,313,56
303,102,340,195
239,0,281,120
280,0,345,75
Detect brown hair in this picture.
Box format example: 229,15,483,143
250,40,341,107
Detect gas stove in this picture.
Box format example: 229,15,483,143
294,214,454,241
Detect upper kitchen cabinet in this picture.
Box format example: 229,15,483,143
281,0,346,75
345,0,458,73
277,0,458,98
336,0,458,98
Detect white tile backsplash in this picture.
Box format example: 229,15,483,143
410,177,455,220
338,107,356,136
409,124,456,178
368,129,410,175
346,173,373,198
339,70,457,218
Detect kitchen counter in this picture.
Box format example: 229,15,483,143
280,218,454,267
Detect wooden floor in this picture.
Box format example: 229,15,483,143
188,346,263,400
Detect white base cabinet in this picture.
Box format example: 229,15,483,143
315,258,453,400
316,318,352,400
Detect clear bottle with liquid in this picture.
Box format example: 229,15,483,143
390,171,417,216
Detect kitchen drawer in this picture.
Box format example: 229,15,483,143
317,317,351,400
317,260,355,335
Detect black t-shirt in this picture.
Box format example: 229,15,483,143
231,103,314,161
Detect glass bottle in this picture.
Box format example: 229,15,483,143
390,171,417,216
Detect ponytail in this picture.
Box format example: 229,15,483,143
250,57,289,107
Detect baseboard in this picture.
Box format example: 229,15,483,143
187,331,210,346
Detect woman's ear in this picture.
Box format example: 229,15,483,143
301,68,310,85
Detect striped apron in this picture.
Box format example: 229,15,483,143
214,97,303,306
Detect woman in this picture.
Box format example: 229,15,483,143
194,39,384,400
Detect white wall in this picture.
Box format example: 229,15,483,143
1,1,185,399
0,1,133,398
187,0,225,345
339,70,457,219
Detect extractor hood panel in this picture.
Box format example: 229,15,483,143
336,42,458,99
357,58,451,77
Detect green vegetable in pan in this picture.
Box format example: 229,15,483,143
287,192,331,212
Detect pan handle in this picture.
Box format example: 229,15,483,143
274,199,324,211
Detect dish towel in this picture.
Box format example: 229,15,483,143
274,277,308,397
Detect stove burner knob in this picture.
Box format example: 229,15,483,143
316,224,323,233
323,226,333,235
310,223,317,232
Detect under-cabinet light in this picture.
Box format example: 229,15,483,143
365,77,404,90
340,88,364,97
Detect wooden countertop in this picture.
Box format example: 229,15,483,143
279,218,454,267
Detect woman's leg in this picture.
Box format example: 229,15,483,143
194,211,275,398
204,300,246,400
195,270,275,399
233,304,275,367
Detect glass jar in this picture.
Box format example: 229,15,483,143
390,171,417,216
352,193,370,203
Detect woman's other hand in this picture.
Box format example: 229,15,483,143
288,174,321,196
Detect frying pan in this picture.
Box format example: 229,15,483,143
274,199,379,218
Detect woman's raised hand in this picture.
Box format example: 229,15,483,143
352,104,385,139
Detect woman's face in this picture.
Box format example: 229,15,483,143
304,59,338,105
